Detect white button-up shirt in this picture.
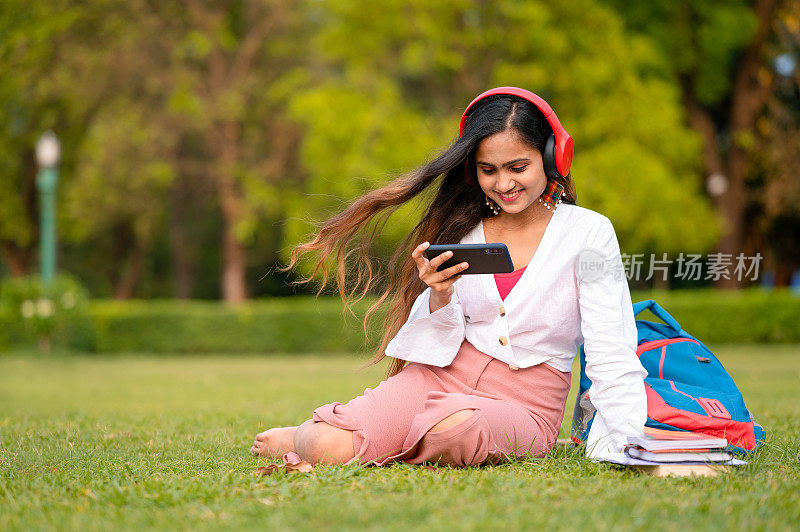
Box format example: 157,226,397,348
385,203,648,459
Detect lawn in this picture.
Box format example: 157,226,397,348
1,345,798,531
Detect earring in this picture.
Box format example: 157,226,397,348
537,179,565,211
485,194,500,216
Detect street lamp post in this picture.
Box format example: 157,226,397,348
35,131,61,286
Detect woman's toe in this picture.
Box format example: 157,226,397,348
252,440,269,456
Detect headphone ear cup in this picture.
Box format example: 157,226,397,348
543,133,560,180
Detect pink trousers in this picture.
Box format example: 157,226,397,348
312,339,572,467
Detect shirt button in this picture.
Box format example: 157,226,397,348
508,364,519,371
498,336,508,346
499,306,506,317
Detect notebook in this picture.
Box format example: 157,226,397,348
626,447,734,463
627,427,728,451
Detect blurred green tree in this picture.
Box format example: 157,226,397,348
282,0,720,290
0,0,181,297
148,0,308,302
0,0,88,277
601,0,786,288
1,0,310,301
66,103,177,298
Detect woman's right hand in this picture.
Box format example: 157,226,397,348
412,241,469,311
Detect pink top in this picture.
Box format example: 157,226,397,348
493,265,527,300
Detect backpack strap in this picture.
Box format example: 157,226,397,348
632,299,684,334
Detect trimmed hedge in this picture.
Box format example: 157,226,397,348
87,297,385,354
2,289,798,353
630,288,800,344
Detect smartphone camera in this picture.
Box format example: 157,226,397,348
485,248,502,254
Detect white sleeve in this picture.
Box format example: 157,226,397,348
384,284,466,367
577,217,648,460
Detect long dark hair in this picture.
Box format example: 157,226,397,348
280,94,577,376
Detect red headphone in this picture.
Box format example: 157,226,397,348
459,86,573,181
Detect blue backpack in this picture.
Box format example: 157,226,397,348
571,299,765,452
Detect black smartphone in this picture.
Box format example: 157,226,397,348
424,243,514,275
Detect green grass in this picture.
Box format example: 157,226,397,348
1,345,799,531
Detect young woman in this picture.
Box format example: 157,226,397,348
251,87,648,466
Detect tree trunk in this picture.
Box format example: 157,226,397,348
202,33,249,304
680,77,742,287
1,242,31,276
221,213,248,303
169,174,196,299
217,121,248,304
774,259,793,287
1,151,39,276
113,242,149,299
714,149,748,289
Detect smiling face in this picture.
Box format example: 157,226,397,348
475,129,548,217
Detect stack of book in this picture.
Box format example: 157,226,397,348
619,427,746,477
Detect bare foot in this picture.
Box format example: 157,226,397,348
251,426,298,458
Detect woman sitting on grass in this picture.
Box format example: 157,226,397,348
251,87,648,466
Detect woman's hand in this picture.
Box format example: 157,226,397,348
412,242,469,312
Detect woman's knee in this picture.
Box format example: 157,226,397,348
293,420,355,465
417,409,497,467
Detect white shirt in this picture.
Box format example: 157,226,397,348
385,203,648,459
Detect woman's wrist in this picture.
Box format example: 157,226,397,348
429,289,453,313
